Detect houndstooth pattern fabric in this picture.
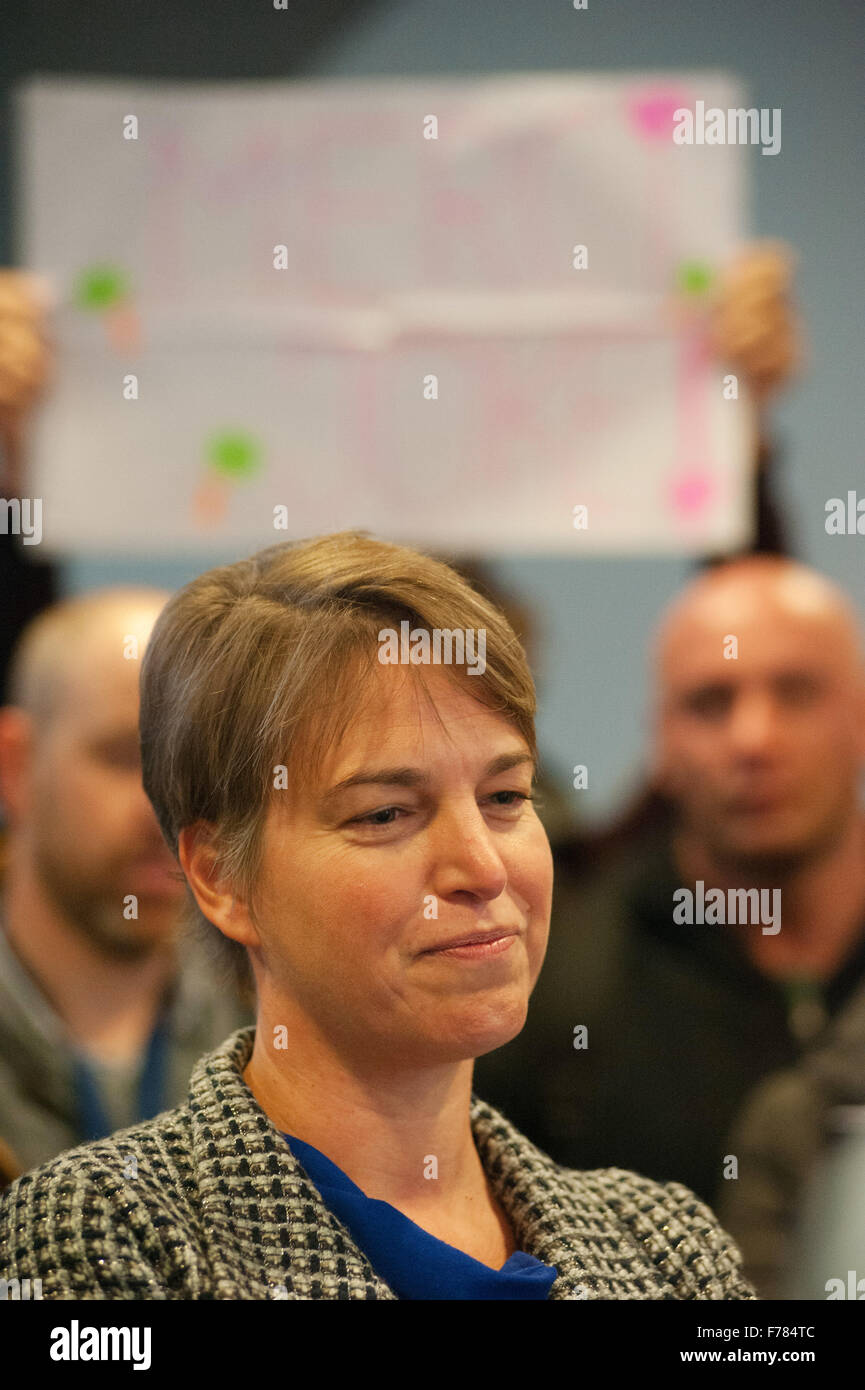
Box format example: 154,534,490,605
0,1027,757,1299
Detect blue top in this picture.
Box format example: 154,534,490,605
283,1132,558,1300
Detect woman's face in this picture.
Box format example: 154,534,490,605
248,664,553,1069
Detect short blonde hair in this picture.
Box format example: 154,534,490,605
139,531,538,992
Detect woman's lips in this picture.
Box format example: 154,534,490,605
422,932,519,961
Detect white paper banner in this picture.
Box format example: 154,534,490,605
16,73,754,555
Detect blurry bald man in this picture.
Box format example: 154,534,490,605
475,556,865,1224
0,590,252,1180
654,557,865,978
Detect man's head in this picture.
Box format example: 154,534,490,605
651,556,865,876
0,588,186,957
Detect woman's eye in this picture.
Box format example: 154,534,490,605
353,806,406,828
486,791,531,810
349,791,531,832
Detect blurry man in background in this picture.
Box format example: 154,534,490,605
475,557,865,1299
0,590,253,1182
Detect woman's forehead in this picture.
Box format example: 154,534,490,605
305,667,529,790
338,664,514,741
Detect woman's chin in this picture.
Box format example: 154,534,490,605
426,994,530,1062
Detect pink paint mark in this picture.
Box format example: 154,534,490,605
670,325,716,520
628,90,690,141
671,470,715,517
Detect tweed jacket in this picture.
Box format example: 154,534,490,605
0,1027,756,1299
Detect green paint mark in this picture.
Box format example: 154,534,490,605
74,265,130,311
205,430,263,479
677,261,714,296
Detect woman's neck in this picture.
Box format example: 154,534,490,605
243,999,516,1265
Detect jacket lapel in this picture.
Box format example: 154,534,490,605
188,1027,600,1299
469,1093,610,1299
188,1028,396,1299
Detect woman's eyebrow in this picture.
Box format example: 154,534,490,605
321,751,535,805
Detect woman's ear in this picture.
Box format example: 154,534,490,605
177,822,261,951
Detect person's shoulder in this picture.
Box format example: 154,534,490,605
0,1102,194,1220
0,1104,196,1298
471,1097,756,1299
555,1158,721,1226
557,1162,759,1299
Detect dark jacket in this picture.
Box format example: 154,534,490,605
474,835,865,1209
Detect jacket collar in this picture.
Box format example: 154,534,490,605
187,1027,602,1299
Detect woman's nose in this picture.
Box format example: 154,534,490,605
428,806,509,902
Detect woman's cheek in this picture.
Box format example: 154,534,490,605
522,819,554,897
341,869,419,940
